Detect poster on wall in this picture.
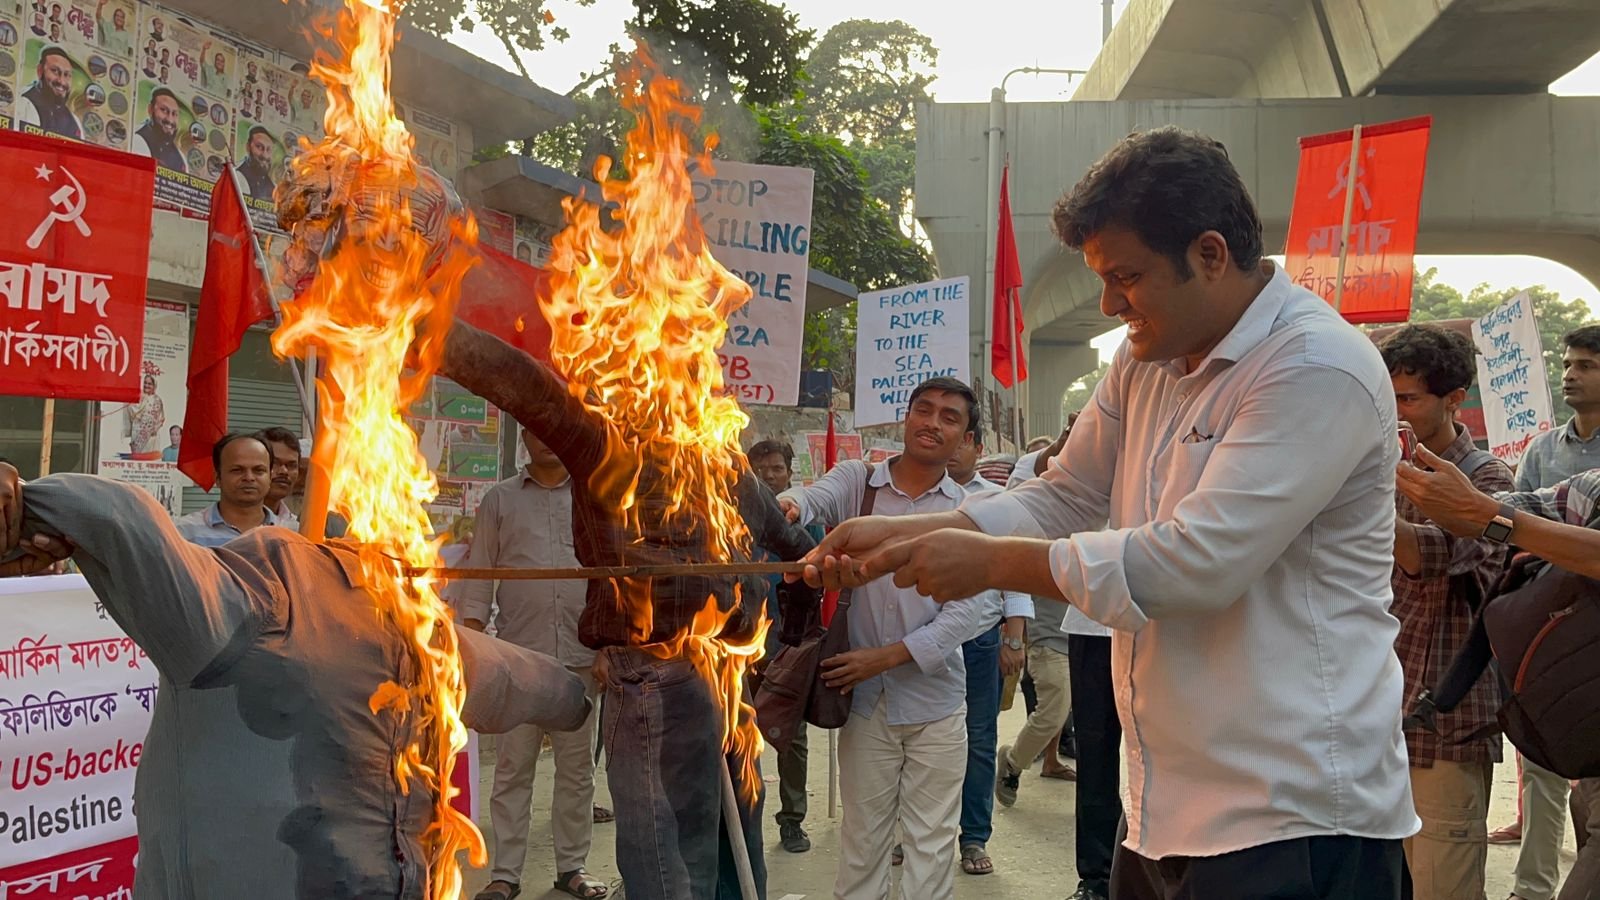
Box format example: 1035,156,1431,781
513,214,554,268
232,50,323,236
96,299,188,516
0,575,154,899
133,3,236,215
397,100,458,182
0,0,22,129
14,0,138,151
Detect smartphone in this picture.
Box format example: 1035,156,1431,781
1398,423,1418,463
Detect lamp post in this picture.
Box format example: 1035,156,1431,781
984,67,1086,450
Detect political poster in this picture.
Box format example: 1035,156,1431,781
1284,116,1431,324
14,0,137,152
853,276,971,427
398,100,459,182
0,574,154,900
476,207,515,256
0,1,20,130
95,299,187,516
232,51,323,236
513,214,554,268
1471,291,1556,464
693,159,813,406
0,128,155,403
805,431,861,481
132,2,236,216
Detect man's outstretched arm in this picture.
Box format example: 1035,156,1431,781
457,627,589,734
439,320,607,478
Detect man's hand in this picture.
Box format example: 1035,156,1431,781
1396,444,1502,538
0,535,74,578
861,528,1053,603
796,511,969,591
999,617,1026,677
778,496,800,524
820,643,911,693
0,462,20,559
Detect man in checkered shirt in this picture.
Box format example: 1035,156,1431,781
1381,324,1515,900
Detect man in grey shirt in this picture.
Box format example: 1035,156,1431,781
458,428,607,900
0,466,591,900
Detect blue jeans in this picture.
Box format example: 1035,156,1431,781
959,623,1002,846
600,647,767,899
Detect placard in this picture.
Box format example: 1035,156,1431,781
693,159,813,406
853,276,970,427
1471,291,1556,464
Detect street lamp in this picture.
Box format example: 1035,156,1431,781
983,67,1087,449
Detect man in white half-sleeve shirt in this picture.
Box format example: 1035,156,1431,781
798,126,1416,899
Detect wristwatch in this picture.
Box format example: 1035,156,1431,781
1482,503,1517,545
1002,636,1024,651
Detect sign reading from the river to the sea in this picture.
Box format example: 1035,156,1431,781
693,159,813,407
854,276,971,427
1471,291,1555,464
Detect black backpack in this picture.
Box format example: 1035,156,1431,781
1408,482,1600,778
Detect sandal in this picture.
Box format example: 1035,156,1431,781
960,843,994,876
473,882,521,900
593,805,615,824
555,869,609,899
1041,764,1078,781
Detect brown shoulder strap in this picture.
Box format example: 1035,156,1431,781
859,461,880,517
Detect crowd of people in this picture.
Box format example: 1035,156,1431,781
6,125,1600,900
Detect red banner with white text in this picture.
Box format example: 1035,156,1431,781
0,130,156,402
1284,116,1431,325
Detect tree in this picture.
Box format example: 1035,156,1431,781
1061,360,1110,420
628,0,812,107
405,0,594,80
1407,267,1597,413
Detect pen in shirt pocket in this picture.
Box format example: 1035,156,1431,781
1180,426,1214,444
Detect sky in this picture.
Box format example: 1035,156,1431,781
444,0,1600,363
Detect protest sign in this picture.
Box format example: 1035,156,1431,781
1472,291,1555,464
14,0,137,152
693,159,813,406
853,276,971,427
0,574,153,899
133,2,236,216
96,299,188,515
1285,116,1430,324
0,129,155,403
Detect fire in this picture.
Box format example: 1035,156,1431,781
270,0,481,897
542,48,768,800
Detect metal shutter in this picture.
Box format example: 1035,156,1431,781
180,379,303,515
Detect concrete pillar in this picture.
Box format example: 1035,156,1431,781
1025,340,1099,438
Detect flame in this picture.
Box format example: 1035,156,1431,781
270,1,481,897
542,47,767,802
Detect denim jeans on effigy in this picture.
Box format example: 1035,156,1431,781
600,647,768,900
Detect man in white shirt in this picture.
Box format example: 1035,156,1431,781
800,127,1415,898
777,377,985,900
944,426,1031,877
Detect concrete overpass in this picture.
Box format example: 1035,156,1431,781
915,93,1600,435
913,0,1600,438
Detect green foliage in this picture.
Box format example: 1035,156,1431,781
629,0,812,107
404,0,595,79
1407,266,1598,413
802,19,935,146
1061,360,1110,420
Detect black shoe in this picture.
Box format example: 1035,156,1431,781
1066,884,1107,900
779,822,811,853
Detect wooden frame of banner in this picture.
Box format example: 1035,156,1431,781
1331,124,1363,315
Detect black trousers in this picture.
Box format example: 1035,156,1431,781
1069,634,1121,894
1109,827,1406,900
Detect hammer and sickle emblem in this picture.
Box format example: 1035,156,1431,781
26,165,93,250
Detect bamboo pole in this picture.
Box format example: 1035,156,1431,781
1332,123,1363,314
719,760,758,900
408,561,809,581
38,399,55,476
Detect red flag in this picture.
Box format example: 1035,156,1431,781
991,166,1027,388
178,167,275,491
0,130,155,402
820,410,841,627
1284,116,1431,324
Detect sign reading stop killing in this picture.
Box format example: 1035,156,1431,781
854,276,971,427
693,160,814,407
0,130,157,403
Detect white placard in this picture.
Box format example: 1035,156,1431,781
853,276,971,427
694,160,814,407
1472,291,1555,464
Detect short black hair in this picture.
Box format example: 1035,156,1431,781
747,439,793,470
254,426,299,453
908,376,979,435
38,45,70,66
1052,126,1264,279
1380,324,1478,396
247,125,271,141
1563,325,1600,356
149,86,177,106
213,432,268,474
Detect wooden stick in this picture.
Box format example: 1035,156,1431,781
405,561,809,580
39,399,55,476
1333,122,1363,314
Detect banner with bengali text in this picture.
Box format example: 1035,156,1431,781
0,128,155,402
1284,115,1431,325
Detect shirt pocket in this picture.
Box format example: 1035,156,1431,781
1152,430,1220,508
